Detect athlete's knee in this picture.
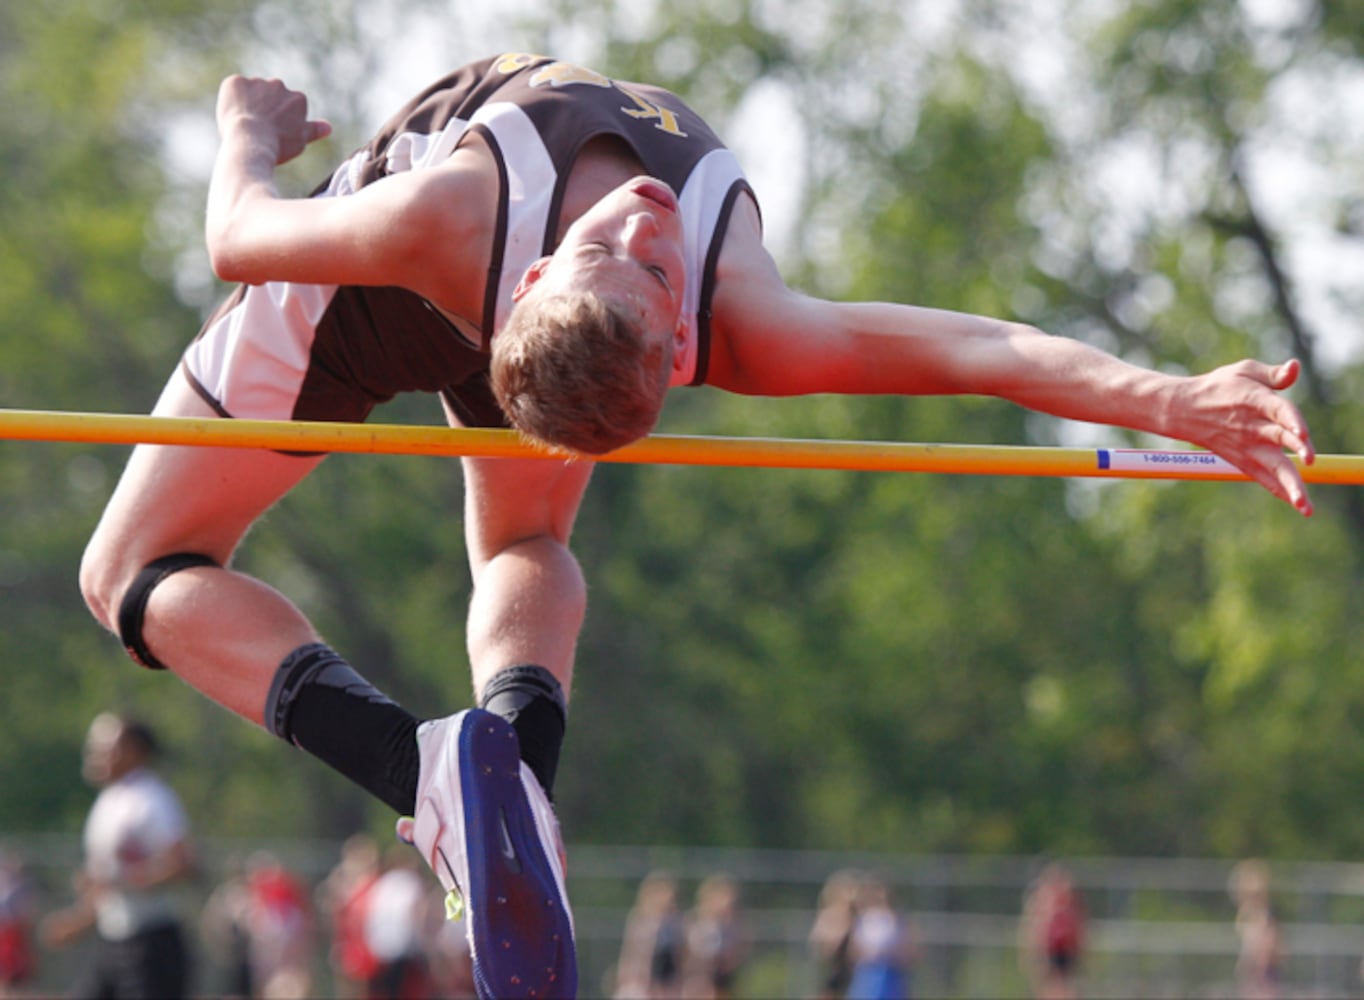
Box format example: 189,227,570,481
84,551,221,670
78,539,126,632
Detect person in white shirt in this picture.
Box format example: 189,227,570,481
41,713,195,999
363,850,437,1000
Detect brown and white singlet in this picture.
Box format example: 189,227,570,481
182,53,757,429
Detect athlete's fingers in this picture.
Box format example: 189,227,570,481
1241,358,1315,463
1232,357,1298,389
1268,357,1302,391
1270,399,1314,465
1249,448,1313,517
1249,408,1313,466
1276,424,1314,466
1278,463,1313,517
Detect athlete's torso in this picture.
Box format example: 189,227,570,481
185,56,756,428
332,53,756,386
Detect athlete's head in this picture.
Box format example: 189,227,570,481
492,176,688,454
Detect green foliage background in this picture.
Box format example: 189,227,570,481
3,0,1363,865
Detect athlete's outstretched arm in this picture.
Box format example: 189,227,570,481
706,197,1315,515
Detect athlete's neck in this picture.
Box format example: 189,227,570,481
556,135,647,243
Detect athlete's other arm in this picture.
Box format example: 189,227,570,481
705,196,1315,515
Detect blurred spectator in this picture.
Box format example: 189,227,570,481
199,853,255,998
614,870,685,999
39,712,195,999
427,915,475,999
0,849,34,998
362,847,438,1000
808,869,861,1000
682,873,750,1000
846,876,915,1000
243,851,314,999
316,833,382,998
1231,859,1282,1000
1020,863,1086,1000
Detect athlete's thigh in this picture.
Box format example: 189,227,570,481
90,367,324,571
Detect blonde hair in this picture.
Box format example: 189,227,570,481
492,288,673,454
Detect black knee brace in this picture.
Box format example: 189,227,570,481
116,553,219,670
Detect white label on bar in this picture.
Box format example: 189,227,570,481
1096,449,1241,476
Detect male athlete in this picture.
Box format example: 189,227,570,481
79,53,1315,998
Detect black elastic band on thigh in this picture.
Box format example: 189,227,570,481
117,553,219,670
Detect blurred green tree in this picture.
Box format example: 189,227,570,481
3,0,1363,865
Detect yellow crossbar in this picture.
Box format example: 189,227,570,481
1,408,1360,484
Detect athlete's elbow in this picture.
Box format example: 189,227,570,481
206,228,248,283
205,198,279,283
208,250,246,284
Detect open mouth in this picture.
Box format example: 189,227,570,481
631,178,678,213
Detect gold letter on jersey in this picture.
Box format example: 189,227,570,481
529,61,612,89
617,86,687,137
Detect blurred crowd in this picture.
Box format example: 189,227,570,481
197,836,475,1000
0,831,475,1000
611,868,917,1000
0,711,479,1000
613,871,750,999
0,839,922,1000
0,713,1298,1000
0,836,1306,1000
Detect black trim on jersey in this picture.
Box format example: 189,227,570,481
541,139,582,257
179,359,233,418
693,180,756,387
470,123,510,351
178,358,328,457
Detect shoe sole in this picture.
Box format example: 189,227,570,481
459,710,577,999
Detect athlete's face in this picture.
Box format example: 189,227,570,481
514,176,687,347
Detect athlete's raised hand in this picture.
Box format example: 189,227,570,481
216,74,332,166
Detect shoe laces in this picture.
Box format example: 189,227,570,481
398,815,467,923
445,886,465,922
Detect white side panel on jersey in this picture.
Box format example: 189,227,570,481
183,281,339,420
671,148,746,387
470,102,559,333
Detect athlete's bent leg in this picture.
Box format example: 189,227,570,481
79,369,425,815
80,368,326,720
